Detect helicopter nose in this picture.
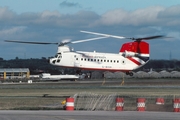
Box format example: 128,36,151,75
49,58,56,64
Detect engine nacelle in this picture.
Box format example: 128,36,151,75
124,50,136,57
57,46,71,53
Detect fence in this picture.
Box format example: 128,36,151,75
68,93,180,112
73,92,117,111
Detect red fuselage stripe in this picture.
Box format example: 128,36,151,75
127,57,141,66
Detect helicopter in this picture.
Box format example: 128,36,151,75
5,31,164,76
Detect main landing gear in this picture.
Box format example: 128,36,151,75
126,71,133,76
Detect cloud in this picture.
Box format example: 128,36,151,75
158,5,180,18
95,5,180,27
0,7,15,20
1,5,180,29
40,10,61,18
157,5,180,26
0,26,26,37
1,5,180,59
96,6,164,26
59,0,81,8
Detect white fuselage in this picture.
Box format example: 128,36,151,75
49,46,147,72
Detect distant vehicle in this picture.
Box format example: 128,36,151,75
39,73,79,81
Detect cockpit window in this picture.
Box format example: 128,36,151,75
55,53,62,58
57,59,60,62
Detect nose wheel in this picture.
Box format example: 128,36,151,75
76,70,82,75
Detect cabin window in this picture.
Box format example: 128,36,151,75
107,60,109,62
104,60,106,62
57,59,60,63
81,58,83,61
76,58,78,60
91,59,93,61
94,59,96,62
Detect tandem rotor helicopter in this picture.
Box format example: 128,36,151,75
5,31,164,76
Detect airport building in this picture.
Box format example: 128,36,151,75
0,68,30,80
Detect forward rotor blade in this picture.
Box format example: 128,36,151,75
80,30,126,39
4,40,58,45
71,36,109,44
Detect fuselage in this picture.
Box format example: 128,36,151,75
49,46,149,72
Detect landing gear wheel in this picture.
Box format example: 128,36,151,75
76,69,81,75
129,72,133,76
126,72,133,76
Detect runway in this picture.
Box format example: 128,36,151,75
0,111,179,120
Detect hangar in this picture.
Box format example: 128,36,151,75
0,68,30,80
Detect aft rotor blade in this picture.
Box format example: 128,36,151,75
80,30,126,39
4,40,58,45
135,35,164,41
81,30,165,41
71,36,109,44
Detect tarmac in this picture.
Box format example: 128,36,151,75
0,79,180,119
0,110,179,120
